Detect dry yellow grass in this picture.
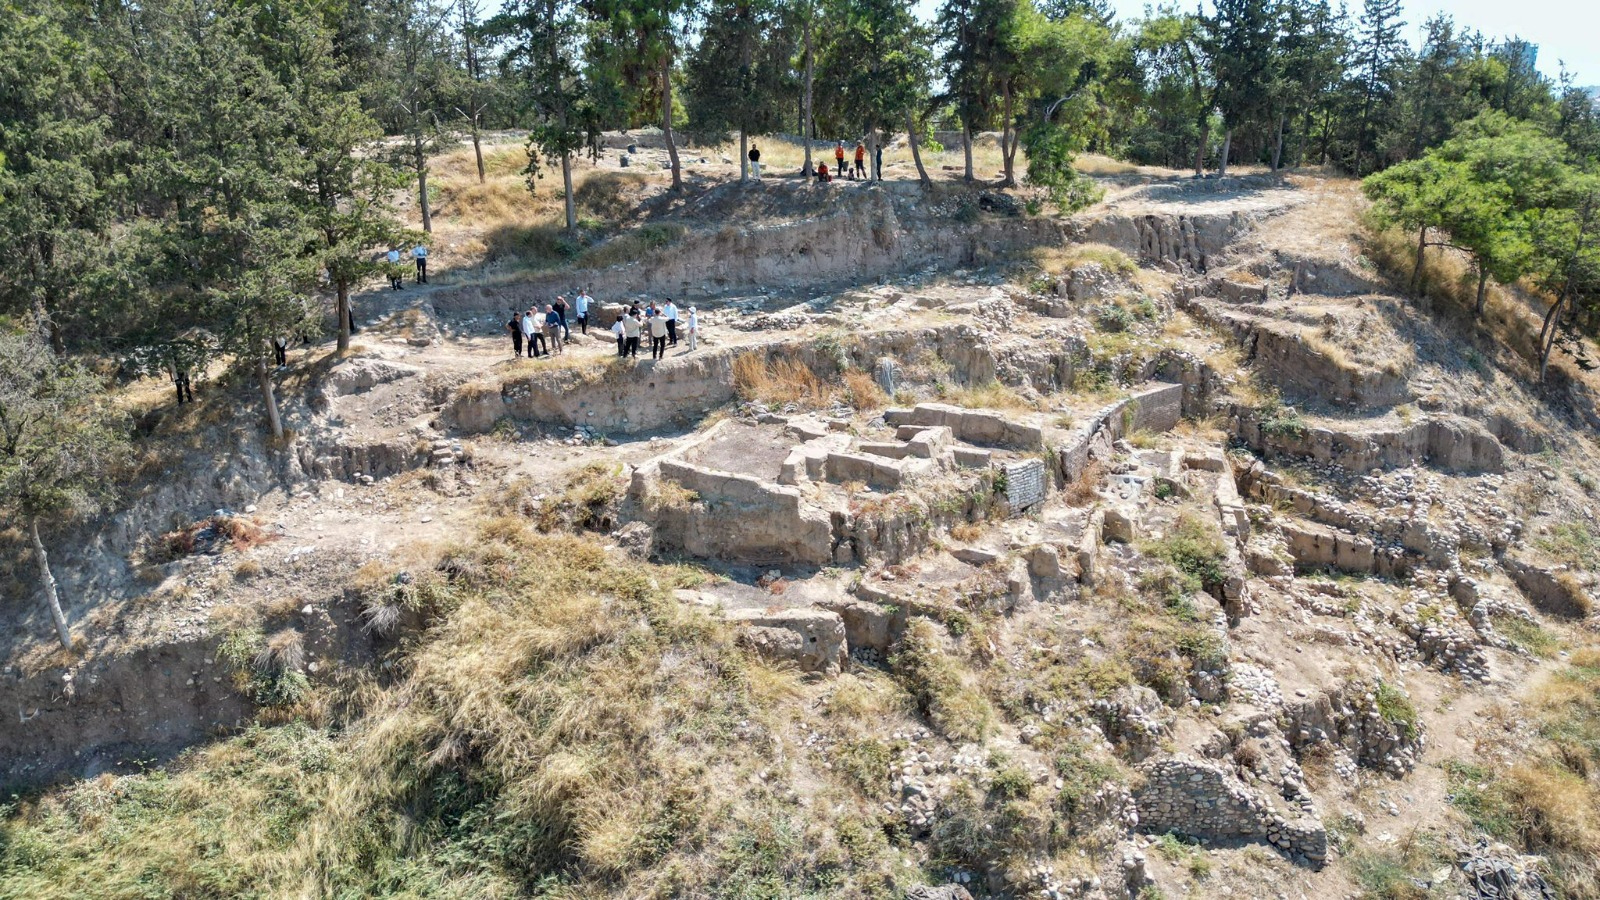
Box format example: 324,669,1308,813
731,352,834,408
842,369,888,410
935,378,1039,411
1029,243,1137,278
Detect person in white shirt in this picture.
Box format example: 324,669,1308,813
385,248,403,290
520,310,544,358
611,315,626,357
686,306,699,352
412,244,428,284
621,312,643,358
662,299,679,346
574,288,591,335
648,309,669,359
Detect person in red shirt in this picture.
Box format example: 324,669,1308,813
854,141,866,178
816,162,831,183
835,141,847,179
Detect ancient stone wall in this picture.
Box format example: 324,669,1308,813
1133,756,1328,865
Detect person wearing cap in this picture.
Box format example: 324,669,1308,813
685,305,699,352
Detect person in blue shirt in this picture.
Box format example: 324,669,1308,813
574,288,591,335
544,304,564,355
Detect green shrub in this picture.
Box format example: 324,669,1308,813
1096,303,1135,333
890,619,995,743
1143,511,1229,595
1375,681,1419,738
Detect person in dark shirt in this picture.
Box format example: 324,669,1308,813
552,295,570,340
544,304,564,355
748,143,762,179
506,310,523,358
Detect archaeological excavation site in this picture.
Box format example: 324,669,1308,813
4,159,1600,900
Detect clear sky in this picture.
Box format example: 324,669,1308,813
910,0,1600,85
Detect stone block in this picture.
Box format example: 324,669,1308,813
1028,544,1062,578
1279,520,1375,574
905,426,952,459
951,447,992,468
1103,505,1139,544
814,597,901,653
858,442,910,460
826,452,905,490
1004,458,1047,511
1126,383,1184,435
726,607,847,674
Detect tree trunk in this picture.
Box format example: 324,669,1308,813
1217,129,1233,178
739,129,749,182
30,518,72,651
1539,293,1566,382
1000,82,1015,187
561,153,576,233
1410,226,1427,296
906,111,931,186
661,55,683,191
256,355,284,441
1475,263,1489,316
415,136,433,233
1194,115,1210,176
472,119,486,184
866,128,879,182
802,16,814,177
336,280,351,352
1271,113,1285,172
962,119,974,182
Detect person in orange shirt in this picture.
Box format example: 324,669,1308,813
835,140,847,179
854,141,866,178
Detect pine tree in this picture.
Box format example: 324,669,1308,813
1202,0,1276,175
0,1,131,350
492,0,602,232
136,0,323,439
1350,0,1406,174
684,0,797,181
268,6,409,353
582,0,703,191
938,0,1013,182
816,0,935,184
0,321,127,649
372,0,463,234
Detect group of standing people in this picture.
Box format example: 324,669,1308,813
507,289,593,359
745,139,881,183
385,244,429,290
612,299,696,360
816,140,872,183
